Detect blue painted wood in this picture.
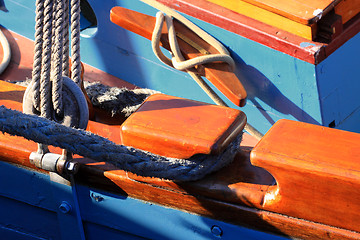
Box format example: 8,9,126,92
316,33,360,132
49,175,86,240
0,161,286,239
0,0,358,135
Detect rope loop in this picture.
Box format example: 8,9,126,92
151,11,235,72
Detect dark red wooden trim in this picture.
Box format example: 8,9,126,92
156,0,360,64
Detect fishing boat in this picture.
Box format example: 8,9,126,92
0,0,359,239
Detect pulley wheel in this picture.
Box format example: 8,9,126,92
23,76,89,129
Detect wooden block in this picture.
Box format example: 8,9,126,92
120,94,246,159
251,119,360,232
335,0,360,24
317,12,343,42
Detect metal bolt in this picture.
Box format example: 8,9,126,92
90,193,104,202
211,225,223,237
66,161,79,173
59,201,72,214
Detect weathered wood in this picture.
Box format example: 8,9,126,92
251,119,360,233
110,7,248,107
120,93,246,158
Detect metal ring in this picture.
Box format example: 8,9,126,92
23,76,89,129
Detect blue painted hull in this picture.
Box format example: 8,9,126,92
0,161,286,239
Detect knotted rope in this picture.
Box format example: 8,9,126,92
0,105,241,181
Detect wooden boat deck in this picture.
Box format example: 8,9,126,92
157,0,360,64
207,0,359,40
1,27,360,239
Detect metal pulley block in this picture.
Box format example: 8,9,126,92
23,76,89,173
23,76,89,129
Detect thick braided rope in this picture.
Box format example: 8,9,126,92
39,0,53,119
70,0,81,85
31,0,45,112
62,0,70,77
51,0,65,116
0,106,241,181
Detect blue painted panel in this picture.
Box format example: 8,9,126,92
0,161,55,211
89,0,322,134
0,195,60,240
316,32,360,131
0,161,286,239
77,187,287,240
0,0,325,134
84,221,148,240
0,0,36,39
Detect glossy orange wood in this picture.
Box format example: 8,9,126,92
120,93,246,158
335,0,360,24
157,0,360,64
0,69,359,240
2,25,360,239
76,153,360,240
251,119,360,233
238,0,340,25
110,7,247,107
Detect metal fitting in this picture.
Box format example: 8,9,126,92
211,225,223,237
59,201,72,214
29,152,79,175
29,152,60,172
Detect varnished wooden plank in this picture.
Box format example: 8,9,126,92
251,119,360,233
335,0,360,24
76,157,360,240
230,0,340,24
157,0,360,64
206,0,317,40
120,93,246,158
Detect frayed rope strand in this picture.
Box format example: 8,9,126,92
0,105,241,181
